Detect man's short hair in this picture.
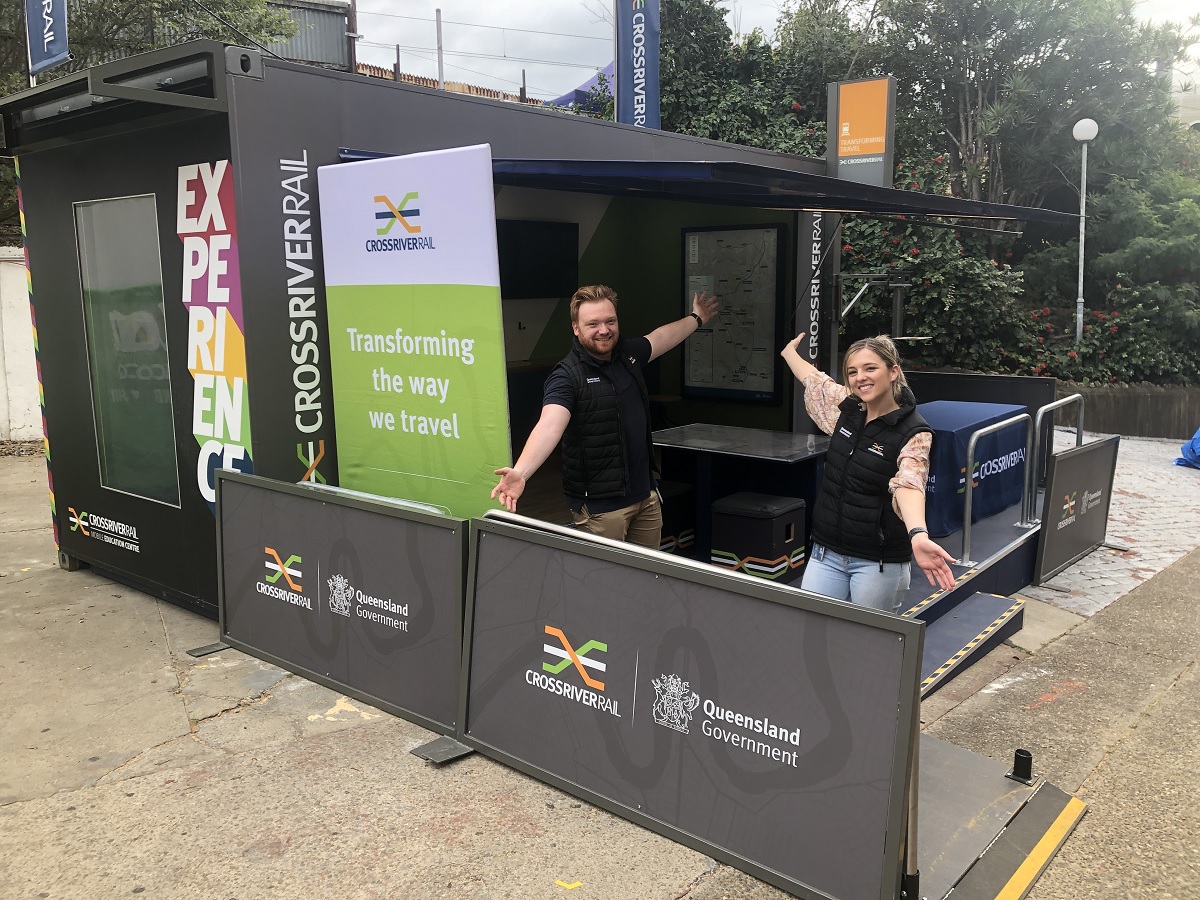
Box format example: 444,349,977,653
570,285,618,323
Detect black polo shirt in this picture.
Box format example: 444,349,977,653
543,336,653,514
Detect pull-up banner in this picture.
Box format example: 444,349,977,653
616,0,661,128
217,471,466,733
1035,435,1120,584
317,144,510,518
460,516,924,900
25,0,69,76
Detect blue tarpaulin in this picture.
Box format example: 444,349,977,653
547,62,614,110
1175,426,1200,468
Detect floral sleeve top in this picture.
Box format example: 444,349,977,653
800,369,932,514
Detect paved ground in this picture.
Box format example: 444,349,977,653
1,429,1198,899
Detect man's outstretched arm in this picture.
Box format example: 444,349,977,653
646,290,719,362
491,403,572,511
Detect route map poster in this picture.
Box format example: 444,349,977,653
681,225,783,403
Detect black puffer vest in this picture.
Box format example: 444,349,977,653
810,387,930,564
556,337,654,501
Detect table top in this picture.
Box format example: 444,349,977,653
917,400,1028,432
652,423,830,463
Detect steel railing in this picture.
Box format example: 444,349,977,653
1024,394,1085,525
958,413,1033,567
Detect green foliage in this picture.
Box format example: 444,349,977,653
657,0,826,155
840,155,1030,371
1018,163,1200,383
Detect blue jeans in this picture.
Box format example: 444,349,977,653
800,543,911,615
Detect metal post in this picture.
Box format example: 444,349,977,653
959,413,1032,567
435,8,445,90
903,700,920,897
1075,139,1088,344
347,0,358,74
1026,394,1085,525
394,44,400,81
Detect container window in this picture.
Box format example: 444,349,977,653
75,195,181,506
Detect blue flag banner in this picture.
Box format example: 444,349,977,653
615,0,660,129
26,0,70,76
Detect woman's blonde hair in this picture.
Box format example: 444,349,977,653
842,334,909,404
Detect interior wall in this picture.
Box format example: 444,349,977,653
578,196,795,431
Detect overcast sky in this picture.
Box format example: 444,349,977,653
353,0,1197,102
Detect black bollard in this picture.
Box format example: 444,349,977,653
1006,747,1036,785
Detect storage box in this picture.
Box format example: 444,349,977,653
710,492,806,583
657,480,695,556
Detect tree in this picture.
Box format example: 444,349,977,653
868,0,1195,213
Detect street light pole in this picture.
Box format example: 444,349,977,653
1073,118,1098,344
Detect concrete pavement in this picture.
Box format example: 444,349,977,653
1,430,1198,899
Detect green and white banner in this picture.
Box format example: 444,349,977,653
318,144,510,518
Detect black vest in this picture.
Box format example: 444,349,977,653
810,388,930,564
556,338,654,500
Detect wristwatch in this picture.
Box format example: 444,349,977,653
688,312,703,327
907,526,929,539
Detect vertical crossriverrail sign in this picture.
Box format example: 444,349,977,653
25,0,70,78
460,515,924,900
826,77,896,188
317,144,510,519
615,0,661,128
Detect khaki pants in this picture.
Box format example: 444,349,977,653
571,491,662,550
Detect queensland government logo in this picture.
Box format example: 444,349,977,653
366,192,435,253
524,625,620,717
327,573,354,616
652,674,700,733
651,672,802,768
325,571,409,630
66,505,140,553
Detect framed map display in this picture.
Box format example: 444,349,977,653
681,225,784,403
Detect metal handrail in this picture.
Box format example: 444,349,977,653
959,413,1033,567
1025,394,1085,525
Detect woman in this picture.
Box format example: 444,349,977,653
780,334,957,613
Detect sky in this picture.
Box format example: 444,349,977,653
353,0,1198,103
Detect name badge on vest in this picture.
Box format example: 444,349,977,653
838,426,854,439
586,376,601,384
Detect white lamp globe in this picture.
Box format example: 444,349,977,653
1073,118,1099,142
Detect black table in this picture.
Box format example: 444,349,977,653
653,424,830,562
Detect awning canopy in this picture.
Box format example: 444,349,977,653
338,149,1074,225
490,159,1073,224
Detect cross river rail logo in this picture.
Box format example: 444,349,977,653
67,506,140,553
326,572,409,631
653,672,803,768
958,447,1027,494
1057,487,1103,531
258,547,310,609
525,626,621,717
366,192,435,253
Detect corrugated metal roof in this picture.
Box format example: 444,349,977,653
266,2,350,69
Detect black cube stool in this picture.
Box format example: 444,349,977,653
710,492,806,584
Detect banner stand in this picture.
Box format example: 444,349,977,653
1034,435,1120,584
410,734,475,765
458,513,924,900
217,471,468,736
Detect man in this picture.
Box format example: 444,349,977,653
491,284,719,548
